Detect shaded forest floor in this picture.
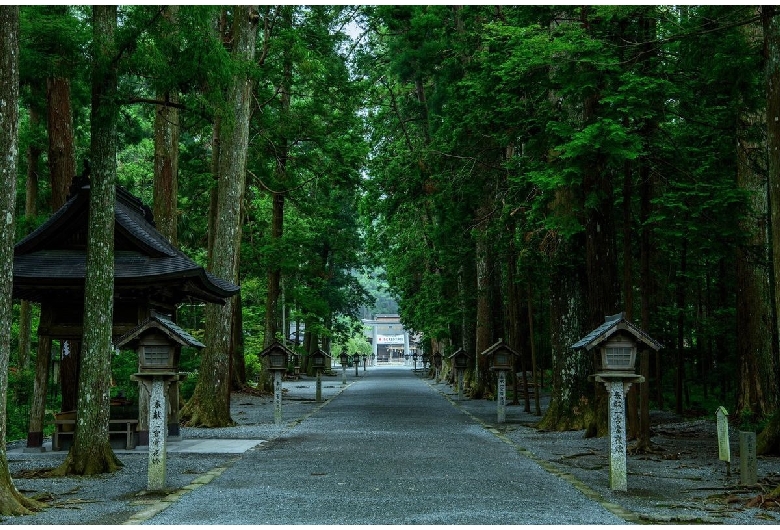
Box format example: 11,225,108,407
440,378,780,524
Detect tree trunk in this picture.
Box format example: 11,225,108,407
231,288,246,389
153,90,179,246
0,5,43,514
53,5,122,476
538,241,591,432
527,285,541,416
675,240,688,416
761,6,780,467
263,191,284,348
182,6,257,427
263,7,292,354
26,335,50,449
736,99,775,420
18,103,41,370
47,75,76,211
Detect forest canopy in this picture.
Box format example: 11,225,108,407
6,5,780,459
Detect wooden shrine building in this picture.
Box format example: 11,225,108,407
13,178,239,451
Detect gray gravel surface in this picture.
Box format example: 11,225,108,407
2,365,779,525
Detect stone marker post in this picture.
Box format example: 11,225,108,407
605,379,629,491
740,430,757,486
716,406,730,477
147,377,170,491
457,369,464,401
342,362,347,385
497,370,507,424
316,369,322,403
274,370,283,426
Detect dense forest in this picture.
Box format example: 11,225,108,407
2,4,780,511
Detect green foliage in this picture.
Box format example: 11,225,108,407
111,350,140,402
6,5,774,435
7,368,35,441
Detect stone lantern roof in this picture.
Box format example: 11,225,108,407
572,313,662,352
114,312,205,351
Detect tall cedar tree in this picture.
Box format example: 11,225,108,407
182,6,258,427
761,6,780,459
0,5,43,514
21,5,80,451
52,5,122,476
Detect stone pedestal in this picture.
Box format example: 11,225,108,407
595,373,643,492
133,373,176,492
740,431,757,486
273,370,283,426
496,370,507,424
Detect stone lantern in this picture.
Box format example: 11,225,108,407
352,353,360,377
573,312,661,491
339,349,349,385
480,339,520,424
115,313,203,492
310,348,330,371
137,332,177,373
262,342,289,372
310,349,330,402
260,341,296,425
448,348,471,401
450,348,470,370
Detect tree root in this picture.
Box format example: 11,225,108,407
746,494,780,509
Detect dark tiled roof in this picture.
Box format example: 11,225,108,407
13,183,239,304
572,313,662,351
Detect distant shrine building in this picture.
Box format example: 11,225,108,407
363,314,418,363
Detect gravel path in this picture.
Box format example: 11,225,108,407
2,365,779,525
144,366,624,525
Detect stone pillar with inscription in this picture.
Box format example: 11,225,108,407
606,379,628,491
497,370,507,424
147,377,170,491
594,374,642,492
274,370,283,426
740,431,757,486
132,375,176,492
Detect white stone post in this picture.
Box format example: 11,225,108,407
147,377,169,491
274,370,283,426
716,406,730,477
497,370,507,424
